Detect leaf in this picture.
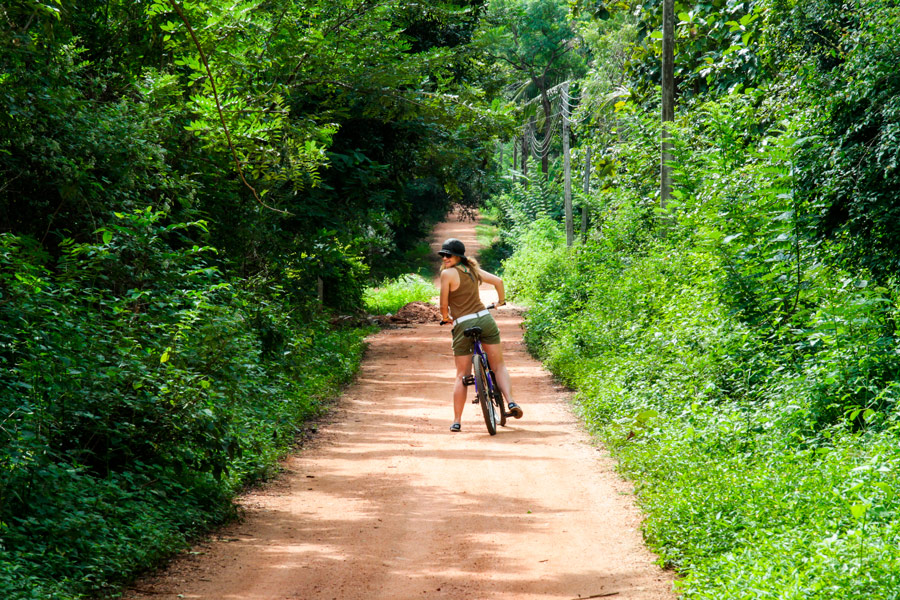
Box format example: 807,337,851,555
102,230,112,245
635,409,659,425
160,349,170,364
849,503,869,520
875,482,894,500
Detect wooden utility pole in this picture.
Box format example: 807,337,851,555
581,145,591,241
562,81,574,247
660,0,675,208
521,131,528,179
512,138,518,174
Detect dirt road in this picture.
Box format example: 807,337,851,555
125,216,674,600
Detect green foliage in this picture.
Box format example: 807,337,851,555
789,0,900,276
494,1,900,590
0,209,369,599
479,0,583,80
475,0,587,173
0,3,515,592
363,274,436,315
0,0,509,311
596,0,766,102
498,217,565,302
472,208,512,274
489,170,564,242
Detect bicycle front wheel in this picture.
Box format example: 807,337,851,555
473,355,497,435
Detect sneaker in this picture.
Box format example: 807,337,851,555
450,422,461,432
507,402,523,419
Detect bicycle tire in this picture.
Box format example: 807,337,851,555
492,381,507,427
473,355,497,435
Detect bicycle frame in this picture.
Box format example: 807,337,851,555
467,331,507,433
449,305,508,434
471,337,497,400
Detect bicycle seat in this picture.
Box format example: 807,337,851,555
463,326,482,338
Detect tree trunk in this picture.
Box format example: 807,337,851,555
660,0,675,208
512,139,518,174
581,145,591,241
521,130,529,181
522,132,528,176
562,83,573,247
541,90,552,176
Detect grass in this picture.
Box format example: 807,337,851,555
363,273,435,315
474,210,512,275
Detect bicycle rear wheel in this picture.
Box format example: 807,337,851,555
473,355,497,435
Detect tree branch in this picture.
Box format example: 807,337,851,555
285,0,381,88
167,0,288,215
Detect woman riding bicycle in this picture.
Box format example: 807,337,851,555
438,238,523,432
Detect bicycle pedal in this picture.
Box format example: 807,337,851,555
462,375,475,386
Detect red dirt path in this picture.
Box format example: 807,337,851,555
123,215,675,600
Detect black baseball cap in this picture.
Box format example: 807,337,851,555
438,238,466,258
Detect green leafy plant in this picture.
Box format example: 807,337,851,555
493,10,900,593
363,274,436,315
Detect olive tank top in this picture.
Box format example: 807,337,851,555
448,265,485,319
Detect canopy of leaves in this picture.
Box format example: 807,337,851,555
0,1,512,597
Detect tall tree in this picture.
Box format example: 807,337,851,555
476,0,585,175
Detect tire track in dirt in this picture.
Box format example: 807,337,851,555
124,214,674,600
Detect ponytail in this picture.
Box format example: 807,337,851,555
462,256,483,284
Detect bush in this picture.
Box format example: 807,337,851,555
0,209,370,600
497,71,900,599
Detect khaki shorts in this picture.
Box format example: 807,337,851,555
451,313,501,356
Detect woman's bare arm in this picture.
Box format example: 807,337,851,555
479,270,505,305
439,268,459,321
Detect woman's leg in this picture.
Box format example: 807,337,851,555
453,354,472,424
482,343,514,404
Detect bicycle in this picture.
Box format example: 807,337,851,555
445,304,512,435
464,320,509,435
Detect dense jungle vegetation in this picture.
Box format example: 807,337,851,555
0,1,508,597
488,0,900,598
4,0,900,597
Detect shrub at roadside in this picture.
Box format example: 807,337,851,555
0,209,369,600
494,84,900,598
